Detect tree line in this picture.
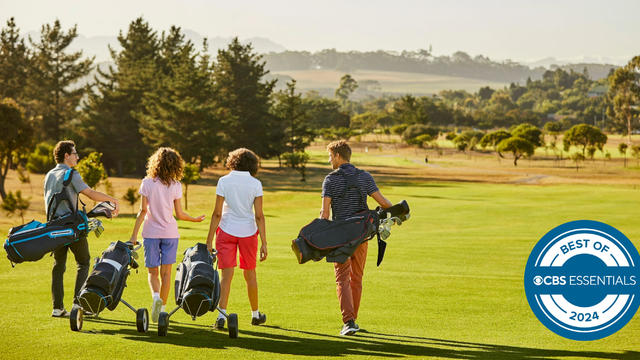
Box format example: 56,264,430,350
1,16,639,202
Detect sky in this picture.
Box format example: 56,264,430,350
1,0,638,64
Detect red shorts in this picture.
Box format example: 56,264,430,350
215,227,258,270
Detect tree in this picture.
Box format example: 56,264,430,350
282,151,310,182
271,80,315,155
75,152,107,189
543,121,563,158
213,37,277,158
0,98,33,199
496,137,534,166
570,152,585,172
608,56,640,144
511,123,543,148
619,142,628,168
139,29,221,168
402,124,439,144
81,17,159,175
181,163,200,210
0,18,30,101
478,86,495,101
453,130,484,152
562,124,607,157
26,142,56,173
479,130,512,153
1,190,30,223
122,187,140,214
632,145,640,167
335,74,358,106
26,20,93,141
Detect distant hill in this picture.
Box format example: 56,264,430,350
48,29,622,93
263,50,620,84
27,30,286,62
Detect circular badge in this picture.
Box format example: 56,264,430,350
524,220,640,340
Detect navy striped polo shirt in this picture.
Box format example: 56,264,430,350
321,163,379,221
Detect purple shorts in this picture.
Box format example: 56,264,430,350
143,238,179,268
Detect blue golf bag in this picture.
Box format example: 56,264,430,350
4,169,88,265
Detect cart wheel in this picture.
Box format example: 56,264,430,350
158,312,169,336
70,306,83,332
136,308,149,333
227,313,238,338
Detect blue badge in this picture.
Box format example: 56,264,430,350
524,220,640,340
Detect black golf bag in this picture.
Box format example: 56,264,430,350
4,169,88,265
292,210,380,264
174,243,220,318
78,241,134,314
292,200,411,266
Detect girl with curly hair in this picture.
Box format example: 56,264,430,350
130,147,205,323
206,148,268,329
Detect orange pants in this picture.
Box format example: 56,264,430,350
334,241,368,323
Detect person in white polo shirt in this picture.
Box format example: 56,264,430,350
206,148,268,329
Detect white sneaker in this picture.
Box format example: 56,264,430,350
151,297,163,323
51,308,69,318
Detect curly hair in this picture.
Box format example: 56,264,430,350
327,140,351,161
225,148,259,176
53,140,76,163
146,147,184,186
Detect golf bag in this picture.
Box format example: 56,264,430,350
78,241,133,314
292,210,380,264
292,200,411,266
4,169,88,265
174,243,220,318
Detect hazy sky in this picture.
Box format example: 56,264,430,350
1,0,638,63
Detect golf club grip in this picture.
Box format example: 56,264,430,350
381,200,410,218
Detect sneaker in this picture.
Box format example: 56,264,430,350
214,317,225,329
340,320,358,336
251,312,267,325
51,308,69,318
151,297,163,323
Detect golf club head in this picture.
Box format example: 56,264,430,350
87,201,115,219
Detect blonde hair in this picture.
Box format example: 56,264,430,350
146,147,184,186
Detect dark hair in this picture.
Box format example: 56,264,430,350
225,148,259,176
53,140,76,163
327,140,351,162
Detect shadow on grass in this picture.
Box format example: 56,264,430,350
81,318,636,359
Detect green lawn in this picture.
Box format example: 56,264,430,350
1,160,639,359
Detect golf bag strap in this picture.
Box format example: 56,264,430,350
46,168,80,222
334,169,368,213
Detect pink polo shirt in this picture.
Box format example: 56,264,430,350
139,177,182,239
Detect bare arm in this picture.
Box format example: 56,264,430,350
173,199,205,222
254,196,267,261
80,188,120,216
371,191,393,209
320,197,332,219
129,195,148,246
205,195,225,252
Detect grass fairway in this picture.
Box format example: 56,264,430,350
1,151,639,359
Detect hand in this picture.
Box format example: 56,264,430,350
260,243,267,262
130,236,138,246
112,201,120,217
193,215,206,222
206,242,213,253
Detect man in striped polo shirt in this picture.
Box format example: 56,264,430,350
320,140,392,336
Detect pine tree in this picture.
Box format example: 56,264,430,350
140,27,221,167
212,38,277,157
0,18,30,102
80,17,159,175
271,80,315,155
0,98,33,199
26,20,93,141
